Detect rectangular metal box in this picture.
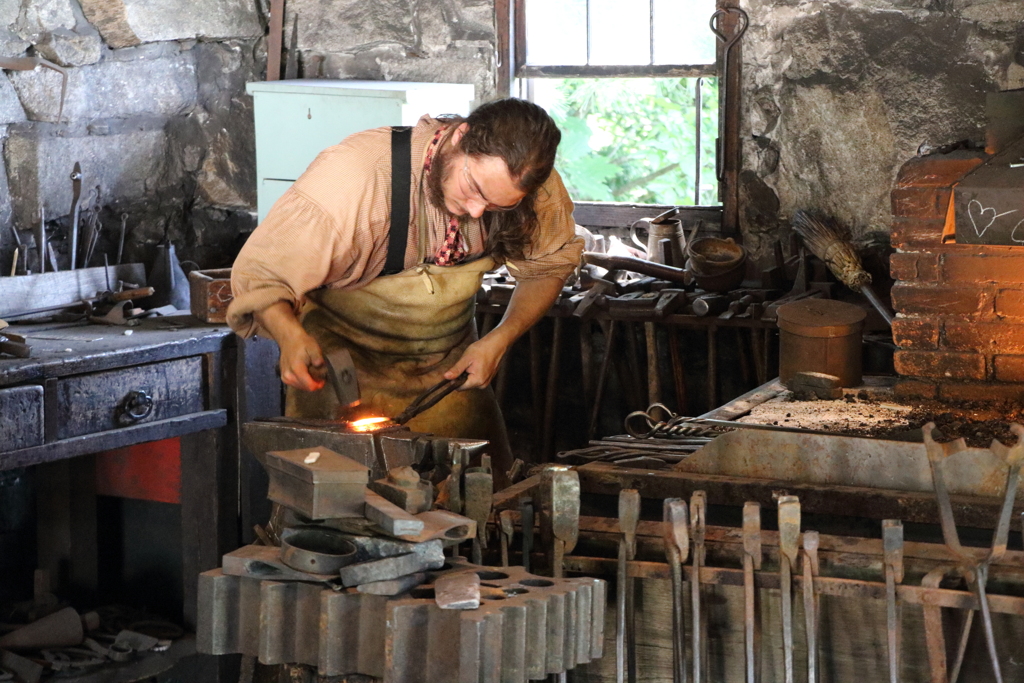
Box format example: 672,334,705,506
261,446,369,519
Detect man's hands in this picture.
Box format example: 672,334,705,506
256,300,326,392
443,275,565,391
443,334,507,389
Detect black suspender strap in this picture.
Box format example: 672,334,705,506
383,126,412,276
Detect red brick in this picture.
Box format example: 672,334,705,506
942,254,1024,284
895,153,987,188
894,379,938,399
994,356,1024,382
892,318,940,349
891,187,951,220
943,320,1024,353
995,290,1024,318
937,382,1024,403
890,218,945,250
891,284,995,317
894,350,986,380
890,252,939,282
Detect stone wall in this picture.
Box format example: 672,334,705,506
739,0,1024,263
0,0,264,273
1,0,1018,282
0,0,496,278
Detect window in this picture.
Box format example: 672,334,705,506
497,0,741,226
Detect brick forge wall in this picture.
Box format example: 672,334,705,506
890,152,1024,403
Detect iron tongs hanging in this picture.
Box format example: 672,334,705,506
392,371,469,425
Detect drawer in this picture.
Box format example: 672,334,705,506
56,357,205,440
0,385,43,449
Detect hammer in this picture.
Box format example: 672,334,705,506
323,347,361,412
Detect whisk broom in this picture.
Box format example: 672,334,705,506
791,211,894,326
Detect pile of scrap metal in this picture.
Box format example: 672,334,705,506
0,603,184,682
199,428,606,682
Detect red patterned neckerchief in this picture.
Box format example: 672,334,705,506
422,125,467,266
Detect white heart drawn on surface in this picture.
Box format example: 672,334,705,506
968,199,997,237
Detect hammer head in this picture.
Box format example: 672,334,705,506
324,347,360,409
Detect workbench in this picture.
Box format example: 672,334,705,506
0,317,282,631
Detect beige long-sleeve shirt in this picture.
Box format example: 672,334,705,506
228,116,583,338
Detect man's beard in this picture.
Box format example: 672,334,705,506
426,145,468,220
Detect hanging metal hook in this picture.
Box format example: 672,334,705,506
709,7,749,181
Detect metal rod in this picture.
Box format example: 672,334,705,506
645,322,660,406
668,327,688,415
542,316,564,461
690,492,706,683
706,326,717,411
588,320,618,440
694,78,702,206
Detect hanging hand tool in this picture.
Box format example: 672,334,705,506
35,207,45,274
777,495,800,683
616,488,640,683
924,422,1023,683
742,502,761,683
117,213,128,265
882,520,903,683
709,7,748,183
689,491,706,683
520,497,534,573
663,498,690,683
392,372,469,425
540,466,579,578
499,510,514,567
802,530,820,683
69,163,82,270
0,56,68,121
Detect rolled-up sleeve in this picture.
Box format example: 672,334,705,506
227,191,342,337
506,168,584,282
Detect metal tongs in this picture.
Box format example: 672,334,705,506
392,371,469,425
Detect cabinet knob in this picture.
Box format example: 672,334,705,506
118,390,154,425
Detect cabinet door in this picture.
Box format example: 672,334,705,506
253,92,403,184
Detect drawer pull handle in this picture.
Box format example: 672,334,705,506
119,390,154,424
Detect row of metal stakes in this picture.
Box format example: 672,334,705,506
605,489,909,683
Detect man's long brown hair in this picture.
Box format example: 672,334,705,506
444,98,561,262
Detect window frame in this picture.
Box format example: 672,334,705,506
495,0,742,234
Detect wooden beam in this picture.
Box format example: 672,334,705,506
576,462,1012,530
573,202,722,230
519,64,716,79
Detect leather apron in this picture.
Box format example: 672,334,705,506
286,127,513,474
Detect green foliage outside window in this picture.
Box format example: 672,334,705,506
542,78,720,206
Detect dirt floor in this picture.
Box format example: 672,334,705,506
738,388,1024,447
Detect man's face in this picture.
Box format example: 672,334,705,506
428,124,527,220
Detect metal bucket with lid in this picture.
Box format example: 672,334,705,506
777,298,866,388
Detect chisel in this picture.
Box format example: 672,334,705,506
742,502,761,683
616,488,639,683
802,530,820,683
777,496,801,683
883,520,904,683
663,498,689,683
690,491,706,683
